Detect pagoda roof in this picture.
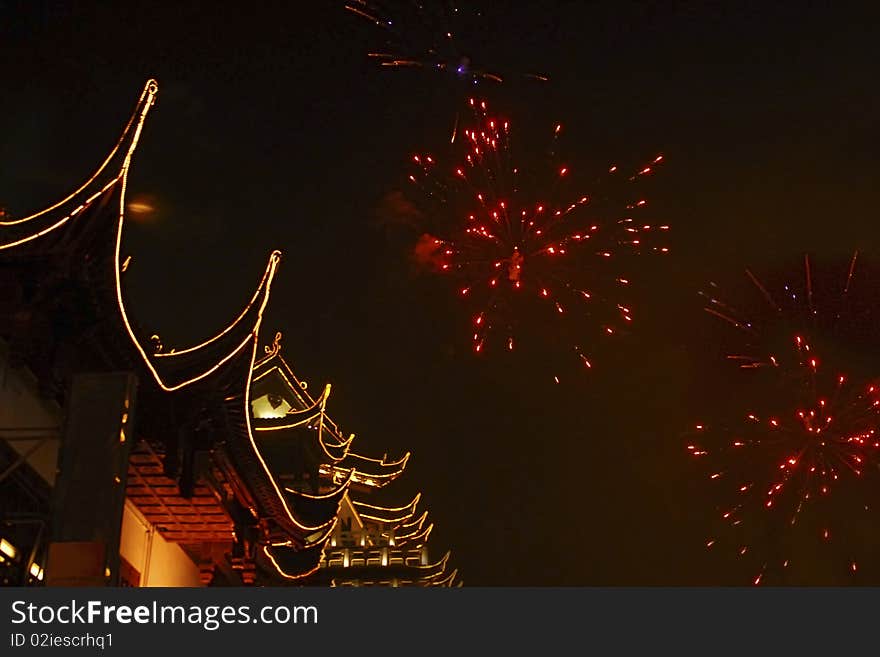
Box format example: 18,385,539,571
0,78,273,397
352,493,421,526
429,568,461,587
323,450,410,489
281,468,353,529
0,80,156,254
252,383,353,463
204,292,353,542
253,338,341,425
0,177,122,256
393,511,433,547
251,334,409,480
261,524,336,582
143,251,281,393
340,450,411,477
0,80,352,564
420,554,455,584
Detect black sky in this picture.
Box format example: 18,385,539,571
2,0,880,585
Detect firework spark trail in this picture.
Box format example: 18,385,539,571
406,99,669,375
698,253,879,372
692,253,880,584
344,1,548,85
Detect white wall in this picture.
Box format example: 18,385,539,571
120,500,203,587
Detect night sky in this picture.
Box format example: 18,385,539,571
2,1,880,585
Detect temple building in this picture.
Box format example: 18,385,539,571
251,334,461,586
0,80,459,587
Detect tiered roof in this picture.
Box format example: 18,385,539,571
0,79,459,586
247,333,461,586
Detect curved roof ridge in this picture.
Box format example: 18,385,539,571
337,451,410,488
327,431,355,452
306,516,340,547
253,409,323,432
272,353,350,444
1,79,159,228
261,526,334,581
280,467,353,533
151,250,283,360
316,385,354,461
395,521,433,547
0,77,267,397
252,345,414,471
251,346,352,450
1,80,157,253
346,450,411,468
353,493,421,525
120,250,283,392
253,385,352,464
267,352,354,447
353,492,421,514
419,550,451,574
250,380,332,429
234,276,362,537
432,568,459,587
0,177,120,252
398,509,429,533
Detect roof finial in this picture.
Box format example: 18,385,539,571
264,331,283,356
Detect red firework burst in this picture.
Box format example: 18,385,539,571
690,253,880,584
405,98,669,375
